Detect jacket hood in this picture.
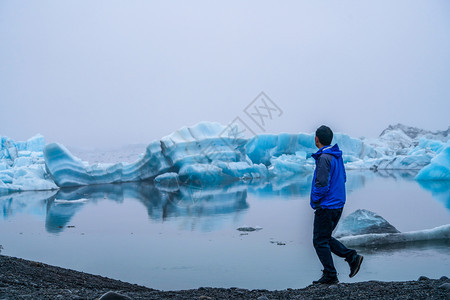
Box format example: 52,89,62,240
312,143,342,160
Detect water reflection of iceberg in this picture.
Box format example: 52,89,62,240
0,190,57,219
417,180,450,209
134,183,249,222
248,174,313,198
1,171,448,234
46,182,250,233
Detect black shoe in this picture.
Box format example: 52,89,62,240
348,254,364,278
312,272,339,285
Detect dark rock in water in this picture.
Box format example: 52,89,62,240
99,291,132,300
335,209,400,238
419,276,430,281
237,226,262,232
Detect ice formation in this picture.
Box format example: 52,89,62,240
336,209,450,247
334,209,400,238
338,224,450,247
1,122,449,191
0,135,58,192
43,141,171,187
43,122,266,187
415,141,450,181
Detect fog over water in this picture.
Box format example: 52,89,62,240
1,1,449,148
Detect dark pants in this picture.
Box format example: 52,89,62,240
313,208,356,277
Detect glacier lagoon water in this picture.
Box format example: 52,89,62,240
0,171,449,290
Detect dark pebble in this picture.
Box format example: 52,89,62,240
1,254,450,300
99,291,132,299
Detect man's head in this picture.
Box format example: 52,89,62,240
315,125,333,148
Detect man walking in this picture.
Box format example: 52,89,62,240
310,125,363,284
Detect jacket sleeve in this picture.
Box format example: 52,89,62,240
311,154,332,204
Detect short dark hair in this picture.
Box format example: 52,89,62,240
316,125,333,146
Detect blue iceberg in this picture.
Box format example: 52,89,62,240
0,135,57,192
43,122,266,187
1,122,449,190
415,141,450,181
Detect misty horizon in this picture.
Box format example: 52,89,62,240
1,1,449,148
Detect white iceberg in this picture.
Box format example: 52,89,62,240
338,224,450,247
336,209,450,247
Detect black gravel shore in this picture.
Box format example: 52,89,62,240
0,255,449,299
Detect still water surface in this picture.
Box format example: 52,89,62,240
1,171,449,290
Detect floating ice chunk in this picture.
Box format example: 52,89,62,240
415,142,450,181
154,172,180,191
339,224,450,247
335,209,400,238
44,141,171,187
0,165,58,193
44,122,249,187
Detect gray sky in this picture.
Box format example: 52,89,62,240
1,0,449,148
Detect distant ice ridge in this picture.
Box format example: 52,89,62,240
336,209,450,247
1,122,449,190
0,135,57,192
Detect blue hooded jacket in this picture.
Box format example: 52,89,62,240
310,143,346,209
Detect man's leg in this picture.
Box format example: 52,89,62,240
329,237,356,261
313,208,337,277
329,208,363,278
328,209,357,261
